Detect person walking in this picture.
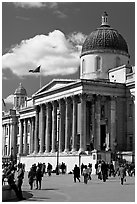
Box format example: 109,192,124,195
87,163,92,180
118,164,126,185
28,166,35,190
6,165,24,201
47,163,52,176
73,164,80,183
83,165,89,184
35,164,43,190
16,163,25,200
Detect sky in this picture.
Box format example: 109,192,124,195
2,1,135,111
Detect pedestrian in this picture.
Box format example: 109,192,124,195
47,163,52,176
6,165,24,201
83,165,89,184
73,164,80,183
118,164,126,185
16,163,25,200
28,166,35,190
81,163,84,175
35,164,43,190
101,160,107,182
87,163,92,180
95,161,98,175
97,161,102,180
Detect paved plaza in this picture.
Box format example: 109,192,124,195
17,172,135,202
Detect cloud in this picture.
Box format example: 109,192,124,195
12,2,67,18
2,30,86,78
4,94,14,104
13,2,48,8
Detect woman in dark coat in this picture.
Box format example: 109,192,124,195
28,167,35,190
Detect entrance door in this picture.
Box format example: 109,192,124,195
100,125,106,150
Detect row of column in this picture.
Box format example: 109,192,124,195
19,94,117,155
2,122,17,157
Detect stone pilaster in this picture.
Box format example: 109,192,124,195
8,124,11,156
79,93,87,152
39,104,46,153
72,96,78,152
110,96,116,151
58,99,65,152
95,95,101,150
2,125,5,156
45,103,52,153
24,119,28,155
64,97,72,152
51,101,57,153
19,119,23,155
91,96,95,148
34,105,40,154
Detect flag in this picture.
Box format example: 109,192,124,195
29,65,41,73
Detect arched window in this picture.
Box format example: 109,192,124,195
96,56,101,71
82,59,86,74
116,56,120,67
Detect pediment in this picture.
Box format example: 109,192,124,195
33,79,77,96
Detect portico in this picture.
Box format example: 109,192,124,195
18,79,125,158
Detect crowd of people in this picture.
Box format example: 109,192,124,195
2,159,135,200
2,161,25,201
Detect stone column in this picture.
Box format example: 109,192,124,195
110,96,116,151
72,96,78,152
34,105,40,154
45,103,52,153
40,104,46,153
91,96,95,149
19,119,23,155
8,124,11,156
2,125,5,156
24,119,28,155
65,97,71,152
30,117,35,154
51,101,57,153
11,120,17,159
58,99,65,152
95,95,101,150
79,94,87,152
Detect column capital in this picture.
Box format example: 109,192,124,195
72,95,79,103
79,93,87,101
46,102,52,110
58,98,65,106
34,105,40,113
51,100,58,107
65,97,72,105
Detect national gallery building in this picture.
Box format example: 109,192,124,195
2,13,135,173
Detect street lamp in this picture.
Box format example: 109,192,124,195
56,110,60,175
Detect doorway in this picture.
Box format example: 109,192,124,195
100,125,106,150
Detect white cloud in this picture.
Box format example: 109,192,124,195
13,2,48,8
4,95,14,104
2,30,86,78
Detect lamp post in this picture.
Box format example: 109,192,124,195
56,110,60,175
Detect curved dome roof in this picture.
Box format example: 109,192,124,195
81,12,129,57
14,83,27,96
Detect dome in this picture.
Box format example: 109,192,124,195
81,12,129,57
14,83,27,96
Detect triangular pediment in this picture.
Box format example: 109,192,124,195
33,79,77,96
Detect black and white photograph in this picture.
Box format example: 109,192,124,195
2,1,135,202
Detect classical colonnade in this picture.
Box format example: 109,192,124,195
19,94,117,156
